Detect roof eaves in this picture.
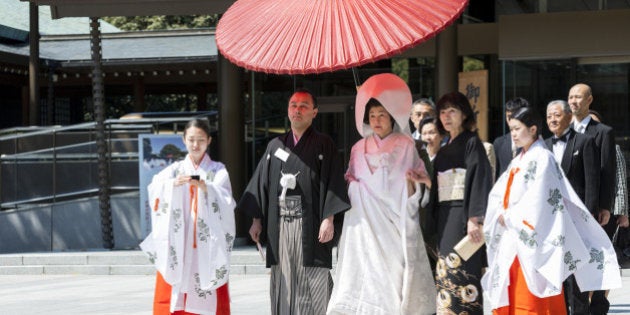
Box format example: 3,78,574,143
57,56,217,68
39,28,216,42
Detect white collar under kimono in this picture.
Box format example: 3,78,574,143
482,140,621,310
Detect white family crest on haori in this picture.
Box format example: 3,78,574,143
482,140,621,310
279,170,299,206
140,154,236,314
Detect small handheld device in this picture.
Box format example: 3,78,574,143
190,175,200,180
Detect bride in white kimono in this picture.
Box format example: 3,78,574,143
141,119,235,315
327,73,436,315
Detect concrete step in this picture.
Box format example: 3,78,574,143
0,251,152,266
0,246,267,275
0,265,156,275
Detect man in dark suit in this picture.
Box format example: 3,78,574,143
568,83,616,315
492,97,529,179
569,83,614,225
545,100,600,214
545,99,600,315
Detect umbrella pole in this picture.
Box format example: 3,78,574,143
352,67,361,89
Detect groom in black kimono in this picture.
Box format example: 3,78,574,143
239,89,350,314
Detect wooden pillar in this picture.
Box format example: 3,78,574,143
22,86,29,125
47,67,55,125
90,17,114,249
133,76,145,112
197,85,208,111
218,53,246,239
28,2,40,125
435,24,458,98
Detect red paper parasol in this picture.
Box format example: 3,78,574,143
216,0,469,75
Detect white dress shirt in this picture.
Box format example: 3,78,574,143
552,129,570,164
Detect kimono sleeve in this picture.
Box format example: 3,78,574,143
204,164,237,248
345,140,362,183
464,136,493,219
318,136,350,246
206,163,236,211
319,137,351,220
425,159,440,236
238,144,272,219
147,164,178,233
141,163,186,284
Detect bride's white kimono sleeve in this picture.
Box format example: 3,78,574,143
482,140,621,310
140,155,236,314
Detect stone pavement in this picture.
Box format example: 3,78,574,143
1,273,629,314
0,247,628,314
0,274,270,315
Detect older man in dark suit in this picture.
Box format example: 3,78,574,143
492,97,530,179
545,100,600,214
545,99,600,315
568,83,616,315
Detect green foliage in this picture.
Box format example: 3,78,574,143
103,15,219,31
463,57,485,72
145,94,198,112
391,58,410,82
415,57,435,67
160,143,186,160
83,16,221,122
106,95,135,117
81,95,134,121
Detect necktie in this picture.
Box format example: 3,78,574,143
575,124,585,134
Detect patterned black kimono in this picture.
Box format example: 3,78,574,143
429,130,493,314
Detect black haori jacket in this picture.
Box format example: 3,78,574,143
239,126,350,268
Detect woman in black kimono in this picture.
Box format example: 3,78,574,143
429,91,493,315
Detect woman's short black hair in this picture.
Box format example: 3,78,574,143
184,118,212,138
510,106,542,138
505,97,530,113
363,98,395,127
419,117,445,136
435,91,476,133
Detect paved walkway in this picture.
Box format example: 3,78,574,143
0,272,628,314
0,274,269,315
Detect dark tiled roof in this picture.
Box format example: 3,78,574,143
0,41,29,56
0,1,216,67
0,30,217,66
43,31,217,63
0,0,119,41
